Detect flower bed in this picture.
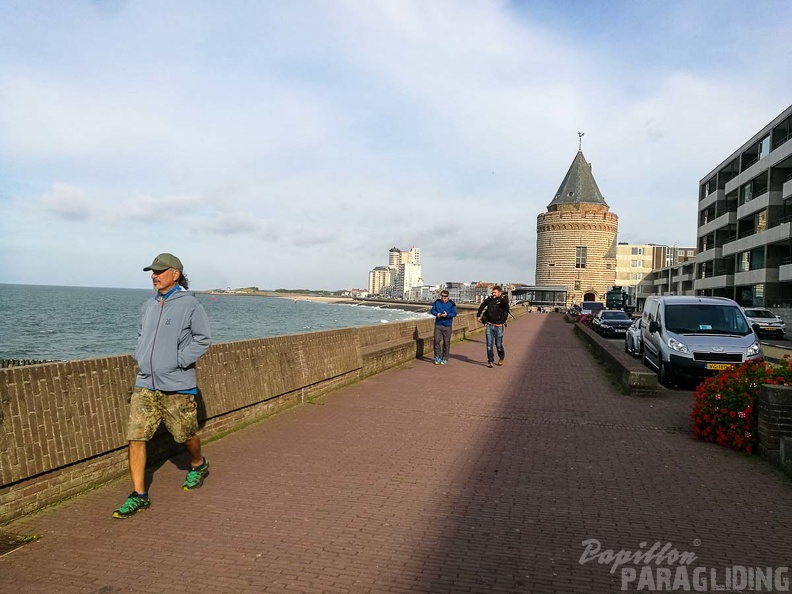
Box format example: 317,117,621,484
691,356,792,454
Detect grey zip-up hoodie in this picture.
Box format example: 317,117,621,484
133,289,211,391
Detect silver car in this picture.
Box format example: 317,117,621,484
742,307,786,339
624,318,642,357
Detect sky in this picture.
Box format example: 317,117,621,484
1,1,790,291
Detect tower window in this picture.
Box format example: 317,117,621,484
575,246,587,268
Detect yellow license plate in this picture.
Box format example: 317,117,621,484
706,363,733,370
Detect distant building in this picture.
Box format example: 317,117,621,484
367,266,392,295
404,285,435,301
616,243,696,288
615,243,655,287
535,151,618,306
372,246,422,297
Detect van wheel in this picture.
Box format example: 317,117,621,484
658,361,676,389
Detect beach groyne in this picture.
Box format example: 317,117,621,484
0,307,520,525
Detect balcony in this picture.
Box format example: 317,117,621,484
722,222,792,256
698,211,736,237
784,178,792,200
736,190,780,219
780,263,792,282
725,139,792,193
695,247,722,262
699,188,724,209
694,273,735,291
734,268,779,286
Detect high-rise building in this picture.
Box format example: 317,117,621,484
536,151,618,305
371,246,423,297
367,266,392,295
388,247,402,267
695,103,792,307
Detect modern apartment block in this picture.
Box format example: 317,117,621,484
696,104,792,307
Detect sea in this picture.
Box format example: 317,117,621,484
0,284,430,362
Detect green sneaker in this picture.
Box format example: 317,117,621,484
112,492,150,519
183,458,210,491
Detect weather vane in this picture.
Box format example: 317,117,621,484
578,131,585,151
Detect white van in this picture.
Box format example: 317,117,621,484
641,296,762,387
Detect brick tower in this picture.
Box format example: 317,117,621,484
535,151,617,306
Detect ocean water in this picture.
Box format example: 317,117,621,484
0,284,430,362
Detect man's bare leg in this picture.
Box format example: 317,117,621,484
129,440,147,493
184,435,203,467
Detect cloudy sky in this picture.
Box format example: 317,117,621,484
1,1,790,291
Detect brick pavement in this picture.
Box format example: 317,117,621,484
1,313,792,594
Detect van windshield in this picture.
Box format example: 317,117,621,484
665,304,752,335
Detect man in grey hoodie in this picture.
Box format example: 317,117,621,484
113,253,212,519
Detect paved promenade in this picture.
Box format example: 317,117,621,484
2,313,792,593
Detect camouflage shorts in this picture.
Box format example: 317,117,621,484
126,387,198,443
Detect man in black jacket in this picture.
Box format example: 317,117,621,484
477,285,510,368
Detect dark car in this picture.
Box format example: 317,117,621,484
592,310,632,337
624,318,642,357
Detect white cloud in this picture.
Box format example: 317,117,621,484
0,0,790,290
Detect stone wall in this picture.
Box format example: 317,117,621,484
0,309,506,525
758,384,792,478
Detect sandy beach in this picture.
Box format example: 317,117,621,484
268,294,354,304
202,290,354,304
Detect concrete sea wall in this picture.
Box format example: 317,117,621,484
0,308,511,525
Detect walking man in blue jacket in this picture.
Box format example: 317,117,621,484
113,253,212,519
430,290,457,365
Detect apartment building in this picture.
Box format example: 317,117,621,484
653,245,696,268
695,104,792,307
367,266,392,295
370,246,423,297
615,243,655,286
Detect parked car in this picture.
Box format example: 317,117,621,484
641,296,762,388
592,310,632,337
624,318,643,357
742,307,786,338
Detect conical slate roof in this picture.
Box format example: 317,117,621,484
547,151,608,208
